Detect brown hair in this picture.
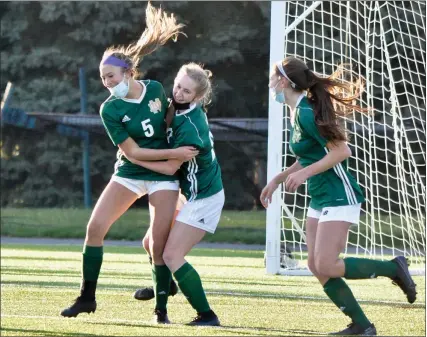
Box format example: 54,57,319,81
102,2,185,78
177,62,213,107
275,56,368,143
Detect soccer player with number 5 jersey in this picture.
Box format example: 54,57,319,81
60,3,197,324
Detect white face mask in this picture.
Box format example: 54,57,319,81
109,76,129,98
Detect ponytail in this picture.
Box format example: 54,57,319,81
103,2,186,78
307,66,368,143
277,57,368,143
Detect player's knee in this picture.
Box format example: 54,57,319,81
150,240,166,261
307,258,318,276
142,235,150,252
314,257,335,277
85,220,105,243
162,248,175,268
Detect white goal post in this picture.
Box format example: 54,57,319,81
266,1,426,276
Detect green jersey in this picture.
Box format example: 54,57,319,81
289,95,365,210
100,80,176,181
168,104,223,201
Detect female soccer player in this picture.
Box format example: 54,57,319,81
133,194,186,301
60,3,198,324
129,63,223,326
260,57,417,335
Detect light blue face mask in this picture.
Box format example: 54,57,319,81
270,83,286,104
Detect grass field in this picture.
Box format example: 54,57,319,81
1,208,418,248
0,208,267,244
1,243,425,336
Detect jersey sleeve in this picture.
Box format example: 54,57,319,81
297,107,328,147
100,103,129,146
172,123,204,150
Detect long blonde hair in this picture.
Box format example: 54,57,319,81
177,63,213,107
102,2,185,78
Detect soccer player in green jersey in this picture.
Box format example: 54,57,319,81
60,3,197,324
129,63,223,326
261,57,417,336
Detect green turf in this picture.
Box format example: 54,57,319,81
1,208,419,247
1,243,425,336
0,208,268,244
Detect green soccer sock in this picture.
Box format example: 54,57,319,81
82,245,103,281
344,257,398,279
173,262,210,313
323,278,371,329
152,264,172,311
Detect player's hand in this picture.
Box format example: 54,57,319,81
285,170,308,192
260,180,279,209
173,146,199,161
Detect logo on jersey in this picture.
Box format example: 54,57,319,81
122,115,131,122
148,98,162,114
323,210,329,215
199,218,205,224
292,123,302,143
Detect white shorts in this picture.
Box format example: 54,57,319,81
176,189,225,234
111,175,179,198
307,203,362,224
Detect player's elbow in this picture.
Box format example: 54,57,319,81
164,161,182,175
343,144,352,159
334,142,352,160
164,169,177,176
164,164,180,176
118,144,135,162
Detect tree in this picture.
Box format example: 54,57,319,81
1,1,271,209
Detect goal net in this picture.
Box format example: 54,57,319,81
266,1,426,276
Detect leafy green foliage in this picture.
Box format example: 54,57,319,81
1,1,270,208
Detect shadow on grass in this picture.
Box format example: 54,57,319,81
0,327,96,336
84,320,322,336
203,277,314,288
1,271,313,290
3,280,424,309
205,290,426,309
1,256,82,263
1,257,265,270
85,321,166,329
1,243,265,258
219,326,324,336
1,267,153,281
1,280,151,291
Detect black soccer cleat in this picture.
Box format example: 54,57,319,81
134,279,178,301
134,287,155,301
153,308,170,324
391,256,417,304
60,297,97,318
186,310,221,327
329,322,377,336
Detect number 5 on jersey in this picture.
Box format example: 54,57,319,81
141,119,154,137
